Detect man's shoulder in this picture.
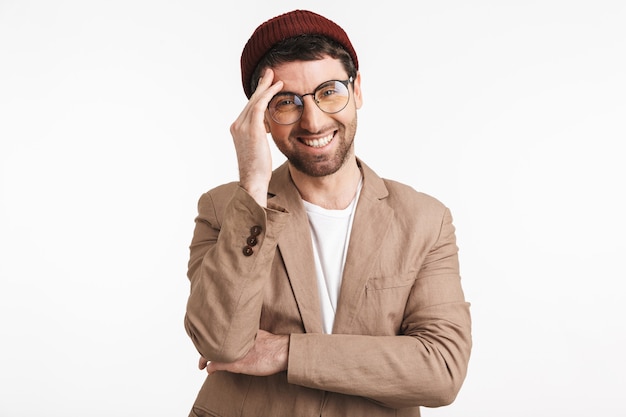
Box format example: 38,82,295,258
382,178,443,204
379,178,450,220
359,159,449,215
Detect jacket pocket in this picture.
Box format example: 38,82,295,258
360,272,416,334
365,272,416,291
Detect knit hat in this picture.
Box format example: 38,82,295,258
240,9,359,98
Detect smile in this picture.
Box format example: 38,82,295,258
302,133,334,148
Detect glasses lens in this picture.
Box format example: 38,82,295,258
314,81,350,114
268,80,351,125
269,94,303,124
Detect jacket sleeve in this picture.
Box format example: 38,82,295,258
184,185,289,362
287,208,472,409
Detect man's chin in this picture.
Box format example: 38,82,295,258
289,158,343,178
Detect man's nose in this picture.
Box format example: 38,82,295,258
299,95,325,131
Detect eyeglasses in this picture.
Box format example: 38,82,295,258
267,77,354,125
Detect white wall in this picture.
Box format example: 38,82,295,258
1,1,624,416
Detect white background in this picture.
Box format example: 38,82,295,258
1,1,625,416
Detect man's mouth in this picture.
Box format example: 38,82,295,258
301,133,334,148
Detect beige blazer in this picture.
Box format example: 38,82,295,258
185,159,472,417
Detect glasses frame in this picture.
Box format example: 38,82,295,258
267,77,354,125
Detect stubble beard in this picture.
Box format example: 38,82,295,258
284,116,358,178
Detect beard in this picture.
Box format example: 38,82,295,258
278,115,358,178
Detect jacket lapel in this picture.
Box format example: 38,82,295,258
269,164,324,334
333,161,393,334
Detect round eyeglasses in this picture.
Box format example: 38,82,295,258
267,77,354,125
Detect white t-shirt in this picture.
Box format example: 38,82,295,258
302,181,362,334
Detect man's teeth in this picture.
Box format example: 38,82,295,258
303,134,333,148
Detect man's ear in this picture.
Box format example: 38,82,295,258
352,71,363,110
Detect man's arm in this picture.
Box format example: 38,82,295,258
286,208,471,408
184,185,289,363
201,208,471,409
184,68,287,362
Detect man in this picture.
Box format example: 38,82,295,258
184,9,471,417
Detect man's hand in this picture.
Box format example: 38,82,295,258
198,330,289,377
230,68,284,207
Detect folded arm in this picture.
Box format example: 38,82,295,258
287,208,472,408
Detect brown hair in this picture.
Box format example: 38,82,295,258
249,34,357,96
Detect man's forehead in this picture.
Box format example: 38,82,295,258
271,58,348,91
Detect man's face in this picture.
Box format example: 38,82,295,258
264,57,363,178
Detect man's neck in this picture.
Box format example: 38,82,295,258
289,159,362,210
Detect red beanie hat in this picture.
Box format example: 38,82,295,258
240,9,359,98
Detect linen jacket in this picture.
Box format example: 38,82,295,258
184,159,472,417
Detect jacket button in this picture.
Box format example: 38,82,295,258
247,236,258,246
242,246,254,256
250,225,262,236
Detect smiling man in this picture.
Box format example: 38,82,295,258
183,9,472,417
